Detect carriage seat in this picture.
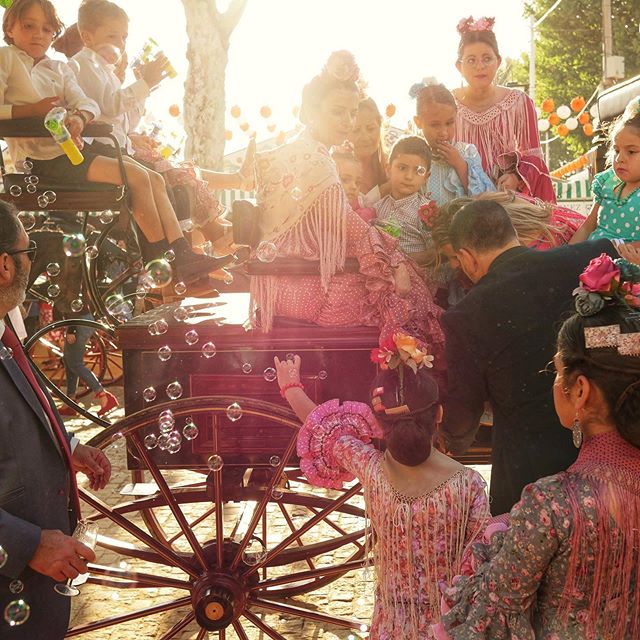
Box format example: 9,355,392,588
230,199,360,276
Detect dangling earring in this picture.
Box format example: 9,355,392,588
572,413,583,449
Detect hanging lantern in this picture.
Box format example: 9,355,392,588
589,105,599,119
239,122,249,132
583,123,594,136
570,96,586,112
566,117,579,131
385,104,396,118
168,104,180,117
578,112,590,125
230,105,242,119
260,106,272,119
538,118,551,133
541,98,555,113
557,124,569,137
557,105,571,120
267,123,276,133
548,113,560,126
224,130,233,141
276,131,287,145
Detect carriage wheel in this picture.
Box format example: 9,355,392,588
67,396,372,639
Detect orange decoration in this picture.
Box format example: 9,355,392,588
230,105,241,119
260,106,272,119
385,104,396,118
548,112,560,126
557,124,569,137
541,98,555,113
239,122,249,132
224,130,233,141
583,123,594,136
570,96,586,112
578,112,590,125
267,123,276,133
168,104,180,117
276,131,286,145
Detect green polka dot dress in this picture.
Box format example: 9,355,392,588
589,168,640,242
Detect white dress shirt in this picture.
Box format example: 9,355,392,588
0,45,99,164
69,47,149,153
0,318,78,452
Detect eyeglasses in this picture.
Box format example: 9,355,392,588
6,239,37,263
461,55,497,68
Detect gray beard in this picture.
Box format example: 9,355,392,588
0,264,28,314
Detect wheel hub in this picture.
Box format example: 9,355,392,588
192,573,245,631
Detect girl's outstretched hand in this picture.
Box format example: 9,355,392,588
274,354,301,390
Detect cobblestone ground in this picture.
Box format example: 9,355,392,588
63,387,491,640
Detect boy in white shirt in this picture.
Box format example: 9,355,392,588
0,0,234,282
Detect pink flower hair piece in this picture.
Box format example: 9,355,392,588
323,50,360,84
456,16,496,36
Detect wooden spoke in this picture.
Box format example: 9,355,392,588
86,564,191,590
250,559,365,591
158,611,196,639
65,596,191,636
242,610,285,640
307,505,364,551
251,597,361,630
232,621,249,640
195,629,207,640
277,502,314,571
167,506,216,545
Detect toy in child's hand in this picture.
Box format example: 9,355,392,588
136,38,177,80
44,107,84,166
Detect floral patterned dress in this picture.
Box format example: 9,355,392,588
438,431,640,640
298,399,490,639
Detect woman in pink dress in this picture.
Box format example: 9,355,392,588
251,51,444,352
275,332,490,639
453,16,556,203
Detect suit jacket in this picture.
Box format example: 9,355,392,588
442,240,617,515
0,332,77,639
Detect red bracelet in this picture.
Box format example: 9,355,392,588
280,382,304,398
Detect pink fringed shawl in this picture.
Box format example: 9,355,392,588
560,431,640,639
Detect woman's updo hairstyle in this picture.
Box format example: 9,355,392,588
300,50,360,126
369,366,440,466
456,16,500,63
409,78,457,116
558,305,640,448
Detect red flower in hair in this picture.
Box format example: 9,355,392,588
457,15,495,35
419,199,439,228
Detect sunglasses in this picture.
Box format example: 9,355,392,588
6,239,37,263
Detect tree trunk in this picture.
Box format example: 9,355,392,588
181,0,246,170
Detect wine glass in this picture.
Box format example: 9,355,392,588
54,519,98,597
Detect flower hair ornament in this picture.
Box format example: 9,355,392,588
574,253,640,355
323,50,360,84
408,77,440,99
456,16,495,36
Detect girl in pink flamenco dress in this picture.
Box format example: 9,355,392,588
250,52,444,354
275,336,490,639
453,16,556,203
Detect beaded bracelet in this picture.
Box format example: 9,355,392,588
280,382,304,398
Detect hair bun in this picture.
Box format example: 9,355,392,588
322,50,360,84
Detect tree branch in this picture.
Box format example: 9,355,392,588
220,0,248,40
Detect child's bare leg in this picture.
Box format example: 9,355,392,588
86,156,164,242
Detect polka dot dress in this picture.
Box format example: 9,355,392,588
589,168,640,242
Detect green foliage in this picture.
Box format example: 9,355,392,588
508,0,640,168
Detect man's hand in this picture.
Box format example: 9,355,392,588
30,96,61,118
28,529,95,581
72,444,111,491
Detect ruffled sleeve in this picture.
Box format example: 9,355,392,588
445,143,496,198
591,170,609,204
439,478,567,639
296,399,383,489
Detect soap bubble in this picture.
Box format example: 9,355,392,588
135,285,147,299
100,209,114,224
167,438,181,454
173,306,188,322
207,454,224,471
223,271,234,285
46,262,60,277
163,249,176,262
109,432,125,451
63,233,86,257
70,298,84,313
43,190,56,203
256,240,278,263
37,194,49,208
47,284,60,298
26,183,36,194
269,455,281,467
242,538,267,566
26,175,39,185
147,322,158,336
201,341,217,358
158,345,172,362
166,381,183,400
416,165,428,177
9,185,22,197
144,434,158,450
271,486,284,500
226,402,242,422
9,580,23,594
263,367,277,382
318,370,328,380
86,245,99,260
157,434,170,450
4,599,30,626
0,347,13,360
242,362,253,374
158,419,173,434
18,212,35,230
22,160,33,172
155,319,168,335
173,281,187,295
184,329,199,346
290,186,303,201
183,420,199,440
143,387,157,402
106,294,133,322
142,259,173,289
286,353,295,361
0,545,7,568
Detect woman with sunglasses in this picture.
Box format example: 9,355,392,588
452,16,555,203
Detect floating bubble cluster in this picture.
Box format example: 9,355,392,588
144,433,158,450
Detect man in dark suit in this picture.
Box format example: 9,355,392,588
0,202,111,639
441,200,618,515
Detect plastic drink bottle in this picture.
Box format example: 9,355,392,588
44,107,84,166
139,38,177,79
